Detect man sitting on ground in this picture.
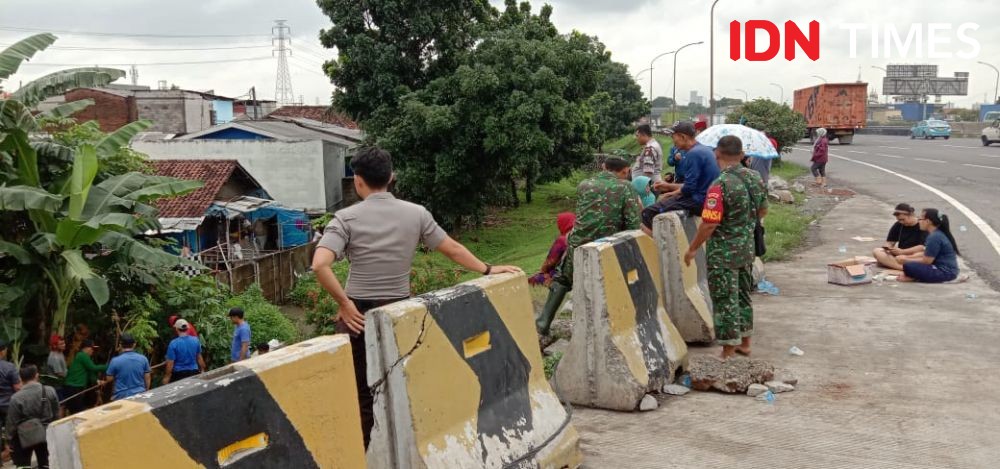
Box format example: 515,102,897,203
873,203,926,271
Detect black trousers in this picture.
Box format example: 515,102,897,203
340,296,408,449
172,369,201,382
63,385,96,415
642,194,704,229
12,434,49,469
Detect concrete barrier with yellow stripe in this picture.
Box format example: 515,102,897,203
653,211,715,343
366,272,581,469
553,231,688,411
47,335,365,469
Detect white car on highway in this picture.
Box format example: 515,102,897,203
982,119,1000,146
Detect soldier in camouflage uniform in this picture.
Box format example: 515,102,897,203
683,136,768,359
536,156,643,340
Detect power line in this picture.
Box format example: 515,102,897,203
0,43,271,52
17,56,273,67
288,59,328,78
0,25,269,39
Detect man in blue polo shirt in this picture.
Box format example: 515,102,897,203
229,308,251,363
163,319,205,384
642,121,720,234
103,333,150,400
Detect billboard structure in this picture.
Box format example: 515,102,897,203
881,64,969,100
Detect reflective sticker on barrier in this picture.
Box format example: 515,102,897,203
422,284,533,452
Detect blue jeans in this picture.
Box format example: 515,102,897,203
903,262,957,283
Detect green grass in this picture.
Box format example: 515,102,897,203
762,162,813,262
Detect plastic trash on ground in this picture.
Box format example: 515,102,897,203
838,245,848,254
788,346,805,356
757,279,780,296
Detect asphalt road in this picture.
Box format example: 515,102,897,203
785,134,1000,290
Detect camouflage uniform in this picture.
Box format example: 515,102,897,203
700,165,768,346
555,171,643,287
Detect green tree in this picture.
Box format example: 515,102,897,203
0,34,203,336
590,60,649,151
726,98,807,155
370,2,607,226
651,96,675,107
317,0,497,123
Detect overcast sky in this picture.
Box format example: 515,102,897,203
3,0,999,108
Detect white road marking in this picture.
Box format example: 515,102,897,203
880,146,909,150
825,150,1000,259
980,154,1000,158
875,153,904,159
964,163,1000,171
943,144,981,149
847,150,867,154
913,158,946,164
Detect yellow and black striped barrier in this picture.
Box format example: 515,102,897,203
554,231,688,411
47,335,365,469
366,272,582,469
653,211,715,343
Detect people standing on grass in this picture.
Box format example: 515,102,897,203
873,203,927,270
536,157,642,344
683,136,768,360
811,128,829,187
63,339,105,415
102,334,151,401
529,212,576,287
631,124,664,182
899,209,961,283
750,133,777,185
4,365,58,469
163,320,205,384
311,146,520,449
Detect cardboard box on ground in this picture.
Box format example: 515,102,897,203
828,256,877,286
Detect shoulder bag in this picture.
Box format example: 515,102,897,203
16,388,53,448
736,171,767,258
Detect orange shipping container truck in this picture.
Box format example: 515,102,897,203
792,83,868,145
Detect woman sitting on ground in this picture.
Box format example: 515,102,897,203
899,208,960,283
631,176,656,208
528,212,576,287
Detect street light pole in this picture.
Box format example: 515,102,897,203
769,83,784,104
978,61,999,104
812,75,828,83
649,51,676,122
736,88,749,102
672,41,704,123
634,67,652,81
709,0,722,117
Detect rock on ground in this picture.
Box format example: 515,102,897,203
751,257,765,286
791,182,806,193
746,383,769,397
766,381,795,393
688,355,775,393
544,338,570,356
662,384,691,396
768,176,789,191
773,369,799,386
639,394,659,411
770,190,795,204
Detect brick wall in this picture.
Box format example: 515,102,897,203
64,89,136,132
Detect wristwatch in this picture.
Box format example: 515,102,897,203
483,264,492,275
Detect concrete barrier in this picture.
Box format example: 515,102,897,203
366,272,581,469
653,212,715,343
554,231,688,411
47,335,365,469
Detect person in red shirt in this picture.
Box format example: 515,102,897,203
168,316,198,338
810,128,830,187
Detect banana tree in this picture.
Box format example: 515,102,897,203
0,33,203,335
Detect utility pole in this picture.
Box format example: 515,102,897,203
709,0,722,117
130,65,138,86
272,20,294,107
250,86,259,120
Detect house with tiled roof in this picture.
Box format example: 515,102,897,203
268,105,358,129
133,117,361,213
148,160,309,258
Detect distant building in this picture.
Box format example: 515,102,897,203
61,87,224,134
133,117,362,213
268,105,358,129
689,90,705,107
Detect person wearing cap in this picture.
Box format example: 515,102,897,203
63,339,106,414
873,203,927,270
103,334,150,401
168,315,198,338
643,121,721,234
311,146,522,449
163,319,205,384
0,340,23,461
632,124,664,182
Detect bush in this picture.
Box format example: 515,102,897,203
726,99,807,155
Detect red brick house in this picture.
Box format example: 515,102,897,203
64,88,138,133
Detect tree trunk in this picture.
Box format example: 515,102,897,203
525,177,534,204
510,179,519,208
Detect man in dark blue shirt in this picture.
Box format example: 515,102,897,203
163,319,205,384
104,334,150,400
642,121,721,234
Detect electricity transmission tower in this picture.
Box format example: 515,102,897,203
272,20,294,106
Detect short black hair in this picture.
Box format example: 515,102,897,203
351,146,393,189
19,364,38,382
636,124,652,137
604,156,630,172
0,340,7,352
228,307,245,319
716,135,744,157
256,343,270,352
